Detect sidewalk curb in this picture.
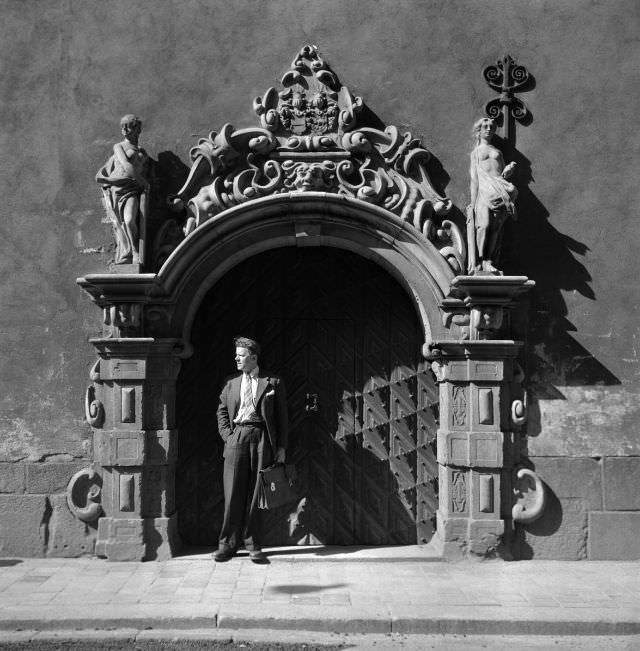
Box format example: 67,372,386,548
2,611,640,636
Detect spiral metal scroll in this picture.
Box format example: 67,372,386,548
483,54,532,131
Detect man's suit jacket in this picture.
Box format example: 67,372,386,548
216,370,288,455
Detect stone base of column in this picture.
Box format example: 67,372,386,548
434,509,505,559
96,513,180,561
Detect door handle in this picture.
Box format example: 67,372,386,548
305,393,319,412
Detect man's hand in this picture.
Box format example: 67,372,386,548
275,447,286,464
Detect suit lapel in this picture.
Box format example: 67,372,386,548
255,374,270,406
230,374,242,417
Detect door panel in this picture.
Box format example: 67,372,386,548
176,247,438,547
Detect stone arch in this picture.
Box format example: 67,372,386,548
169,194,453,548
153,193,455,353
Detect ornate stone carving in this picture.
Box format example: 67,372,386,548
471,305,505,339
66,463,103,523
451,385,467,427
467,118,517,275
511,360,528,426
168,45,463,272
282,160,337,192
451,470,467,512
512,468,546,524
103,303,142,338
84,385,104,428
96,115,150,267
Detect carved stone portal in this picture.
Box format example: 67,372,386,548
77,46,537,561
165,44,465,274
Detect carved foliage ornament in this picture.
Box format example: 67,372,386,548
167,46,464,273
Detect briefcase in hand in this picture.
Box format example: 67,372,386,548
258,463,298,510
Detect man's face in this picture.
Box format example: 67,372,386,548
235,346,257,373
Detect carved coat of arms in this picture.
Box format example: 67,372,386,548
278,89,339,135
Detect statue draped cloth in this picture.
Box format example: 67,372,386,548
96,155,148,264
467,155,517,273
473,161,517,218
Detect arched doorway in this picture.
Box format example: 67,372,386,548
176,246,439,547
78,193,532,560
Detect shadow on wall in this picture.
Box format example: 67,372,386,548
512,479,563,560
496,134,620,438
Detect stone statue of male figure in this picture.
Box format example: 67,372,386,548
96,114,150,266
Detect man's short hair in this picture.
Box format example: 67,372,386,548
234,336,260,357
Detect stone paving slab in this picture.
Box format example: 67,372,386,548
0,555,639,636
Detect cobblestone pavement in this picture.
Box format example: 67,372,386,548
0,553,639,636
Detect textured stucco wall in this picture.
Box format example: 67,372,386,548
1,0,639,557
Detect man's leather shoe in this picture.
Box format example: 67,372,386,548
249,548,267,563
213,547,234,562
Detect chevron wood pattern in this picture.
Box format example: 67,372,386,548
176,247,438,547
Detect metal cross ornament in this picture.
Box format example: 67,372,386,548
483,55,531,144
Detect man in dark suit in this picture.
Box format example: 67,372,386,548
214,336,288,562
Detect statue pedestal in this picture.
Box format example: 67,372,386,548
109,263,142,274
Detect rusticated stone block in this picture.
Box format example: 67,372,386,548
0,494,48,556
531,457,602,509
46,494,96,557
437,431,504,467
25,461,87,494
469,519,504,555
603,457,640,510
589,512,640,560
516,457,602,560
0,463,25,493
101,517,145,561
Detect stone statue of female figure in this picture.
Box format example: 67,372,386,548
96,115,149,266
467,117,517,274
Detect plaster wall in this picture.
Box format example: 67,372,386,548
0,0,639,558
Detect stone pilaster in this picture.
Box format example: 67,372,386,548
88,338,181,561
427,275,533,559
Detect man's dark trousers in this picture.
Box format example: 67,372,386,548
219,423,272,552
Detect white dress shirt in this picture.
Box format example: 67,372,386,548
233,366,259,423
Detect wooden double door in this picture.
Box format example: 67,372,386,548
177,247,439,547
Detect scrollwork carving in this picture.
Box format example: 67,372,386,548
511,391,528,426
85,385,104,428
166,45,463,273
66,463,103,523
512,468,546,524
